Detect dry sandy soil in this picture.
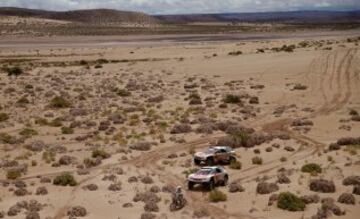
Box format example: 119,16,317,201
0,31,360,219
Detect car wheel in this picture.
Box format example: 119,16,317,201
194,159,201,165
206,157,214,166
207,179,215,191
222,175,229,186
188,181,194,190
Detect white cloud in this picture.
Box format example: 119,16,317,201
0,0,359,14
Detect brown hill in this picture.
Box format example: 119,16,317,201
0,7,158,25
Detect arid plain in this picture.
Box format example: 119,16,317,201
0,28,360,219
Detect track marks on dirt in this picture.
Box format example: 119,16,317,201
310,49,358,116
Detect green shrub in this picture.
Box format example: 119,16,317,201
50,96,71,108
252,156,263,165
277,192,305,211
92,149,110,159
209,189,227,202
229,160,242,170
19,128,38,138
301,163,322,174
6,169,22,180
223,94,241,104
61,126,74,134
0,113,9,122
5,66,24,76
42,150,56,163
53,173,77,186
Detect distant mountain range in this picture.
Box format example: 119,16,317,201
155,11,360,24
0,7,158,25
0,7,359,25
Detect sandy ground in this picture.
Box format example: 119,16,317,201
0,30,360,219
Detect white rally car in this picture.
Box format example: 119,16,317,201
187,166,229,190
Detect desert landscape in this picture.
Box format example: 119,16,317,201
0,5,360,219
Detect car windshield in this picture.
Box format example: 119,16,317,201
204,148,216,154
196,169,213,175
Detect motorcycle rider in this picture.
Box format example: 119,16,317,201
173,186,184,205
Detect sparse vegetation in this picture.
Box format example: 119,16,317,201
117,89,131,97
4,66,24,76
92,149,110,159
0,113,9,122
61,126,74,134
19,128,38,138
228,51,242,56
223,94,241,104
6,169,22,180
252,156,263,165
50,96,71,108
301,163,322,174
277,192,306,211
229,160,242,169
208,189,227,202
53,173,77,186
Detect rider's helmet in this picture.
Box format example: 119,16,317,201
176,186,182,193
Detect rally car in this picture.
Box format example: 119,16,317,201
193,146,236,166
187,166,229,190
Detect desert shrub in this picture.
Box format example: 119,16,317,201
17,96,30,105
79,60,88,65
31,160,37,166
229,131,249,147
280,157,287,162
19,128,38,138
94,64,103,69
344,144,360,155
228,51,242,56
42,150,56,163
61,126,74,134
6,169,22,180
351,115,360,122
0,113,9,122
301,163,322,174
0,132,14,144
97,58,109,64
223,94,241,104
117,89,131,97
209,190,227,202
229,160,242,170
53,173,77,186
5,66,24,76
35,117,48,126
277,192,305,211
252,156,263,165
50,96,71,108
281,45,295,52
48,118,63,127
349,109,359,116
92,149,110,159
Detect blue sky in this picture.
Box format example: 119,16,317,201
0,0,359,14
